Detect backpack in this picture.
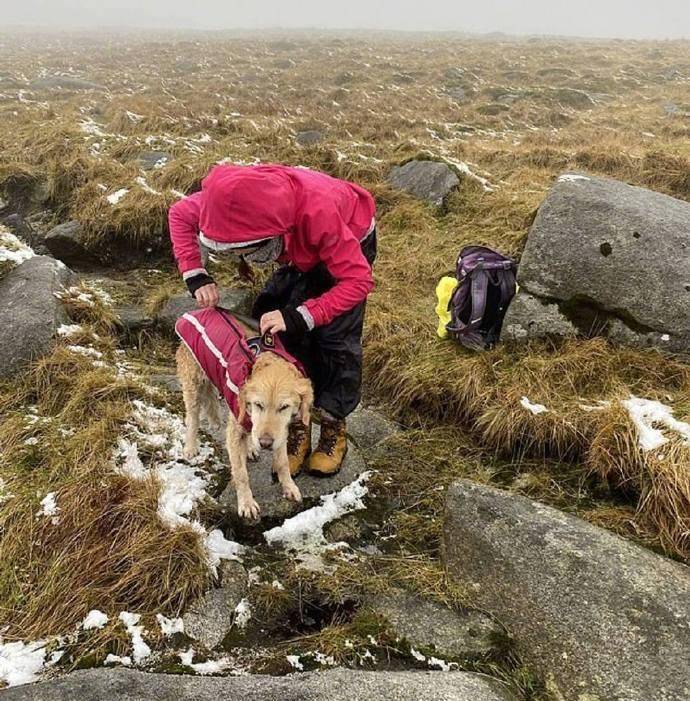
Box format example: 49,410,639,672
446,245,517,351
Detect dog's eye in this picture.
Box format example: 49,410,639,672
278,404,290,412
254,402,265,411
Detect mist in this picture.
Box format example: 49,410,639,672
2,0,689,40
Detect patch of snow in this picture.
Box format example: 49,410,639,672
24,437,39,446
233,599,251,629
622,396,690,452
205,529,245,576
442,156,494,192
156,614,184,637
286,654,303,671
36,492,60,524
0,229,35,266
558,174,590,183
661,334,670,342
0,639,50,687
0,478,11,505
178,648,233,675
520,396,548,415
170,189,186,199
66,345,103,360
271,580,284,590
409,647,457,672
81,610,108,630
313,651,336,666
57,324,83,337
135,176,161,196
114,439,147,480
263,472,371,564
118,612,151,665
107,188,129,205
104,653,131,666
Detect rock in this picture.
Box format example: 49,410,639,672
443,480,690,701
346,405,399,452
30,75,106,91
182,560,248,649
0,212,47,254
477,103,511,116
136,151,172,171
115,305,154,336
219,424,367,524
0,256,73,378
0,667,518,701
295,130,324,147
510,173,690,354
148,372,181,393
371,589,501,661
387,160,460,206
501,290,577,344
444,86,467,101
44,221,93,266
155,290,253,334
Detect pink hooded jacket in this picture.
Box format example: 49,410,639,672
168,164,376,328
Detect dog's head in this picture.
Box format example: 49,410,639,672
238,353,313,450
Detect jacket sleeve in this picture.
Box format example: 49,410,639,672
168,192,206,278
299,207,374,328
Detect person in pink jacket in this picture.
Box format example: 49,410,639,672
168,164,376,475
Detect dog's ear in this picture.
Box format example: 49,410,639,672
237,387,248,425
297,378,314,426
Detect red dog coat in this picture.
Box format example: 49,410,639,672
175,307,305,430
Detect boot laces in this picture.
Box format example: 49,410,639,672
288,422,308,455
318,420,342,456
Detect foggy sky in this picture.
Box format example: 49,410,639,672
2,0,689,40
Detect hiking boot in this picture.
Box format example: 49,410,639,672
287,420,311,477
307,417,348,476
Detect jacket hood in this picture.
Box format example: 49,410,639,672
198,165,296,244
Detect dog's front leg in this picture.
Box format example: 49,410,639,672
181,380,200,460
226,420,260,519
273,443,302,503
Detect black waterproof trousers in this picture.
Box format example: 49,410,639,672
252,230,377,420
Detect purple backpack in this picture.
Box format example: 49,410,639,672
446,245,517,351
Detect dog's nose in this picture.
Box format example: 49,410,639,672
259,435,274,449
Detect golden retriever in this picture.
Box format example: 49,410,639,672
176,319,313,520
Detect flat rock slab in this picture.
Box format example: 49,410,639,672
220,424,367,525
0,668,518,701
156,290,253,334
44,221,93,266
508,172,690,354
387,160,460,205
371,589,501,661
443,480,690,701
0,256,73,378
346,405,399,452
182,560,248,649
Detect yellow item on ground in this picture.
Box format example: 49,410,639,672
435,276,458,339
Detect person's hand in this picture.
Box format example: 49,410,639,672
260,310,287,335
195,283,220,308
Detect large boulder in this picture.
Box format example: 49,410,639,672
136,151,173,171
0,668,518,701
387,160,460,205
443,480,690,701
504,173,690,354
44,221,94,266
0,256,73,378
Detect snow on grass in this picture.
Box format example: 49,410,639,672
622,396,690,452
135,176,162,196
177,648,234,675
0,639,55,687
409,647,457,672
156,614,184,637
0,478,11,505
233,599,251,629
263,472,371,567
55,284,113,307
106,188,129,205
118,612,151,665
104,653,131,666
57,324,84,337
81,610,108,630
286,654,303,671
520,396,548,415
112,401,244,574
36,492,60,524
66,345,103,360
442,156,494,192
0,228,35,267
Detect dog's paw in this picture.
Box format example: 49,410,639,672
237,496,261,520
183,443,199,460
282,480,302,503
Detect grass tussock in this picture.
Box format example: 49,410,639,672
0,347,209,642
